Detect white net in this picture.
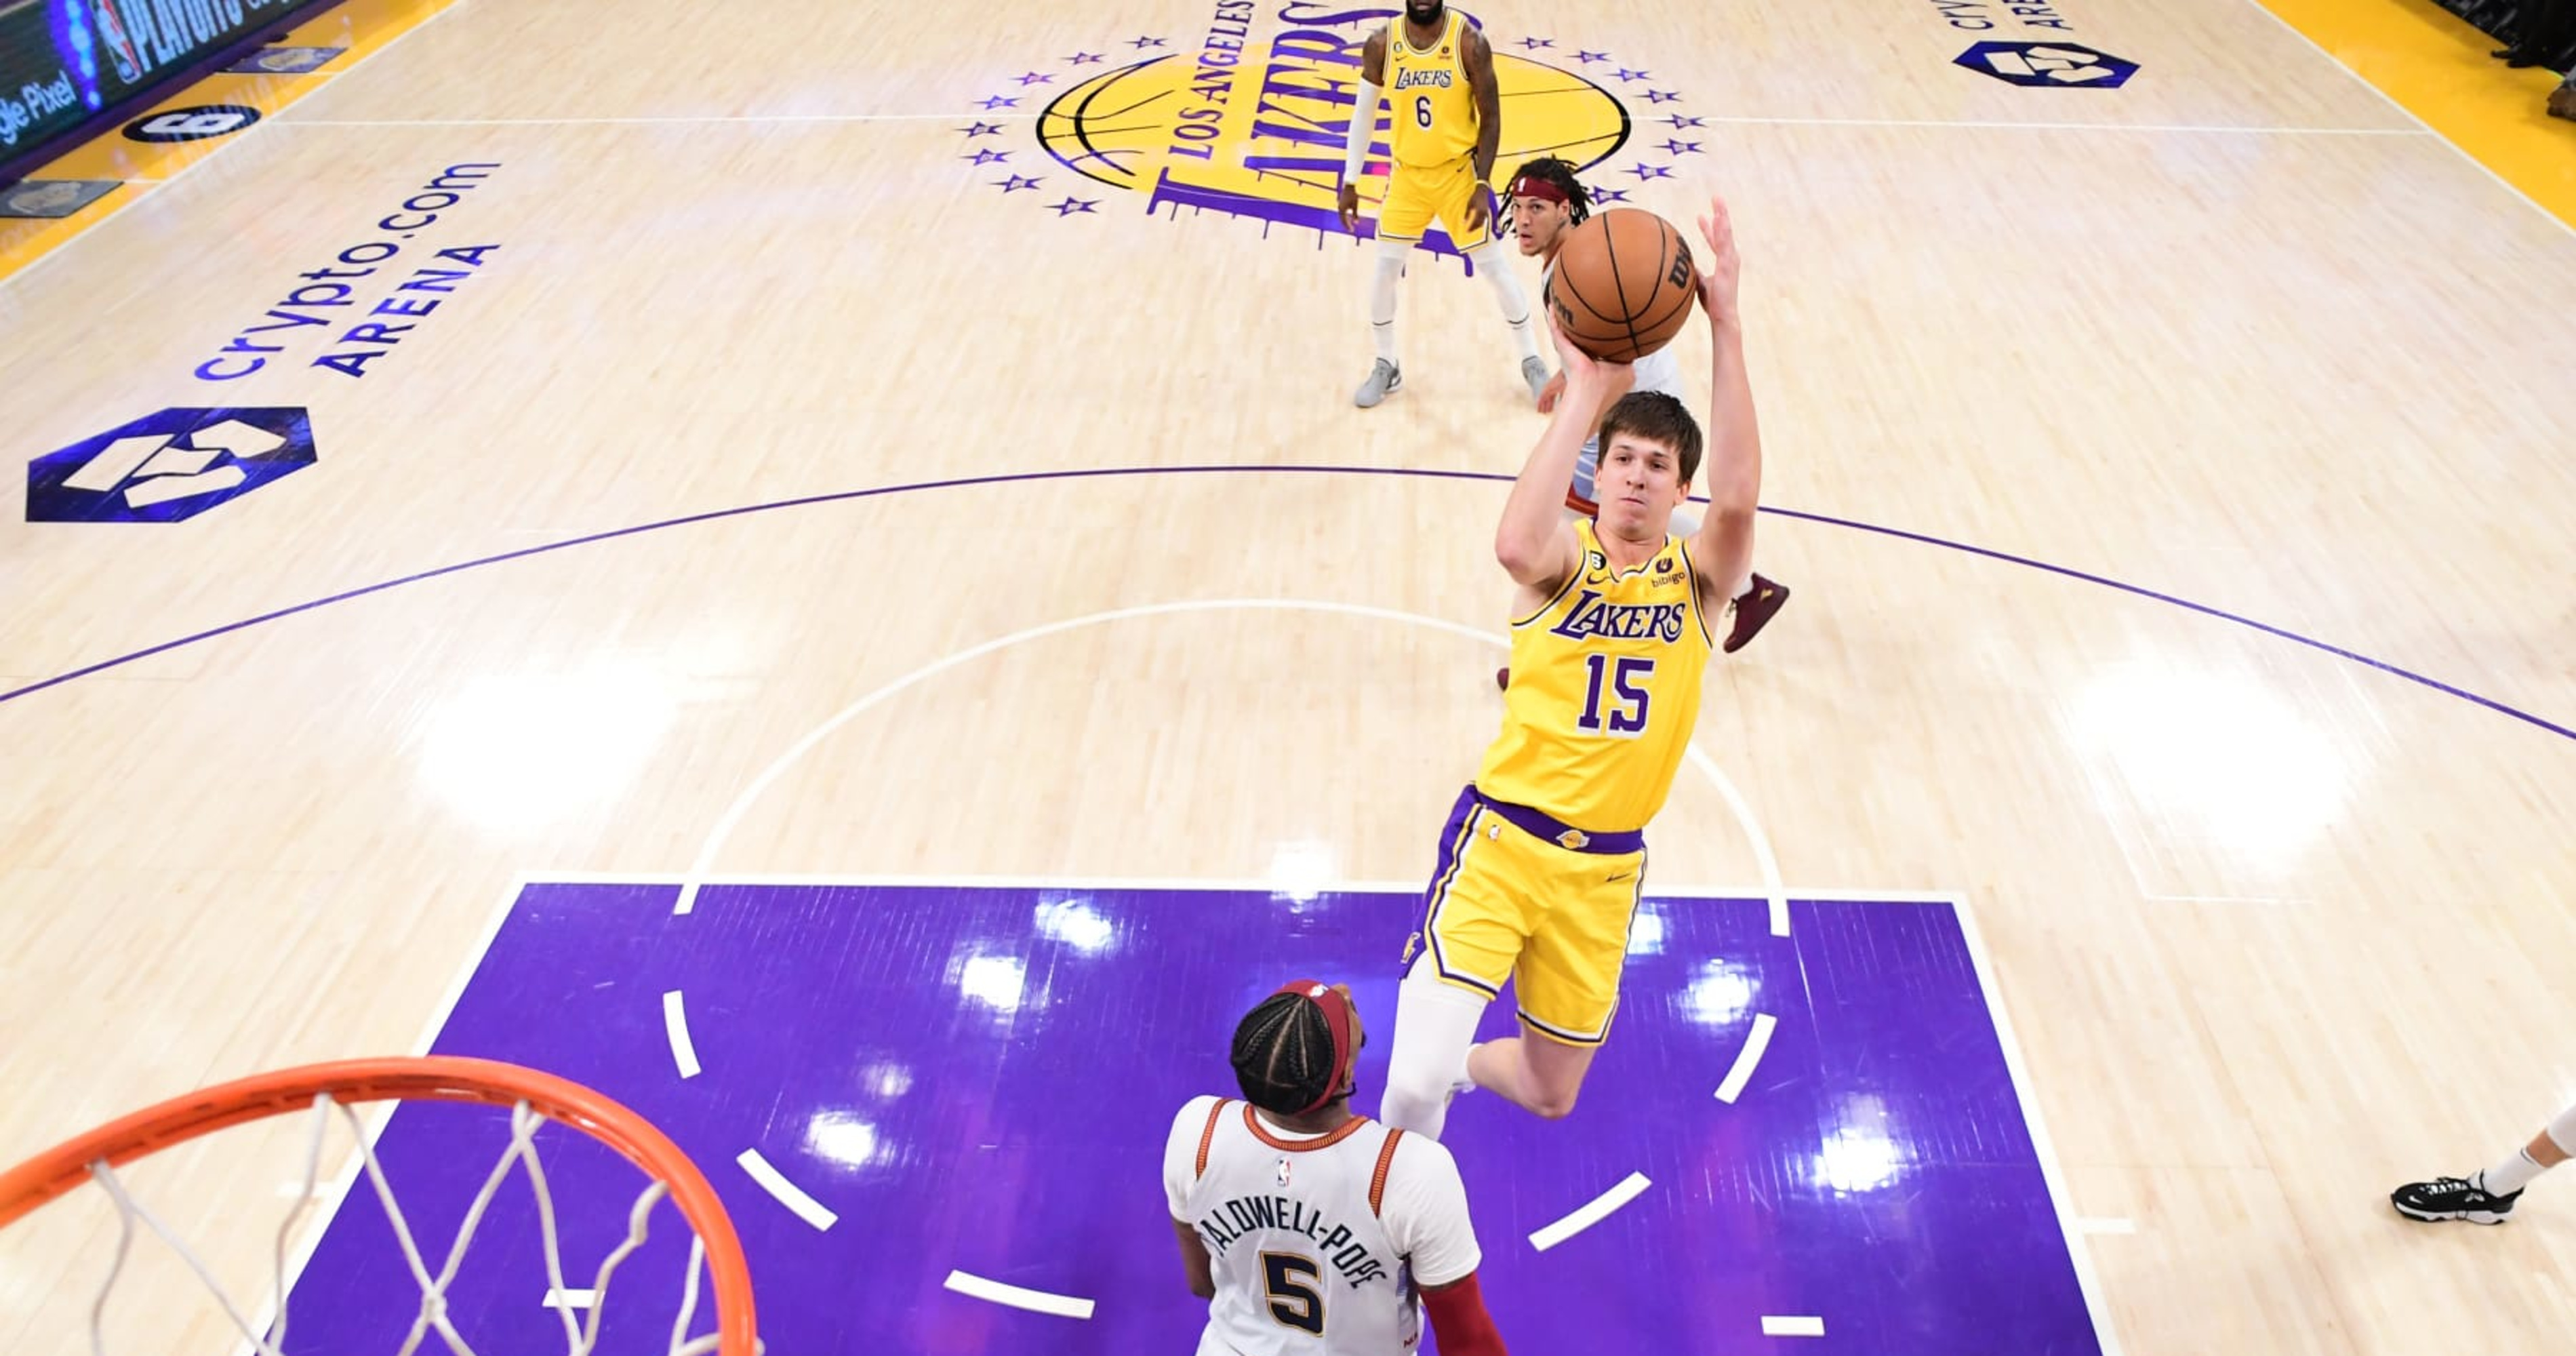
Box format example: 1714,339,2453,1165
73,1093,735,1356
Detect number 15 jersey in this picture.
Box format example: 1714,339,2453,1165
1474,521,1718,835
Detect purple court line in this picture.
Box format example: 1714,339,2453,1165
5,463,2568,746
1757,504,2576,743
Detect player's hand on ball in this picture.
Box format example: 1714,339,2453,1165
1551,321,1599,380
1695,193,1743,326
1601,359,1636,404
1552,325,1632,407
1338,184,1363,233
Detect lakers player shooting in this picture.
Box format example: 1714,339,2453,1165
1336,0,1548,410
1496,157,1789,689
1165,981,1511,1356
1380,193,1769,1140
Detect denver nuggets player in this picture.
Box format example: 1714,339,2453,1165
1335,0,1547,410
1380,194,1771,1140
1165,981,1512,1355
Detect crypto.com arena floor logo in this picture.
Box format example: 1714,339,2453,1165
957,5,1706,260
26,406,315,523
1957,41,2138,88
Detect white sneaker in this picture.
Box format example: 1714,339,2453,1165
1521,356,1550,404
1355,358,1403,408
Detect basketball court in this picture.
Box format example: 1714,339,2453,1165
2,1,2572,1352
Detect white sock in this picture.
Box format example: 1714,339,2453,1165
1379,955,1488,1141
1729,571,1755,600
1468,241,1540,364
1371,241,1406,365
2549,1101,2576,1157
2478,1148,2546,1197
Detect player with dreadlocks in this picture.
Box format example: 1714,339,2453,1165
1492,156,1791,689
1163,980,1510,1355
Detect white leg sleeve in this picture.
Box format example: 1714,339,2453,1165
1371,238,1407,363
1377,954,1486,1140
1467,241,1540,363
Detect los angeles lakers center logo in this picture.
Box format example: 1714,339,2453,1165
960,6,1702,260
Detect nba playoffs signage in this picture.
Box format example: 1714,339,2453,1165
0,0,308,154
1916,0,2140,87
958,5,1708,260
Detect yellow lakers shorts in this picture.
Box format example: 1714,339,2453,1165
1377,154,1495,251
1403,786,1648,1046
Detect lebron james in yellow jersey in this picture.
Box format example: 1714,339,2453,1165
1337,1,1548,411
1380,192,1775,1142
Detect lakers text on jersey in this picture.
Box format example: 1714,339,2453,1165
1474,521,1716,835
1384,14,1476,170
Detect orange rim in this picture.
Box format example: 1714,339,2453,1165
0,1056,755,1355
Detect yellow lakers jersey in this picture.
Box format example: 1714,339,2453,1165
1474,523,1716,833
1384,14,1476,168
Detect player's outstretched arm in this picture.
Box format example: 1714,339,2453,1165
1338,32,1390,233
1495,328,1624,591
1689,193,1763,601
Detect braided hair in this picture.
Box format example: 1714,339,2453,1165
1506,155,1590,227
1230,991,1344,1116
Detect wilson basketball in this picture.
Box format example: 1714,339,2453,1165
1544,208,1697,363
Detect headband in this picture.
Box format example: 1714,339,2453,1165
1272,980,1357,1115
1508,174,1570,207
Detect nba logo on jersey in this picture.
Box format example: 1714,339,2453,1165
1274,1157,1292,1187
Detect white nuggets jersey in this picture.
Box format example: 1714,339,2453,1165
1164,1096,1483,1356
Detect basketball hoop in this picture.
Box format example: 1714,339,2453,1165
0,1056,757,1356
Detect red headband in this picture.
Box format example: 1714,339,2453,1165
1508,175,1569,207
1273,980,1356,1115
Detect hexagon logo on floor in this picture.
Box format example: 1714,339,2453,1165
1956,41,2139,88
26,407,315,523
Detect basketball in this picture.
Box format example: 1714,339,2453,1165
1544,207,1698,363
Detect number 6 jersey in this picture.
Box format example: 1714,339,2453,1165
1383,12,1477,170
1474,521,1717,835
1164,1095,1482,1355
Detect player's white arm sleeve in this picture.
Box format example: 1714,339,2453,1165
1164,1095,1220,1218
1381,1134,1482,1288
1343,79,1381,185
